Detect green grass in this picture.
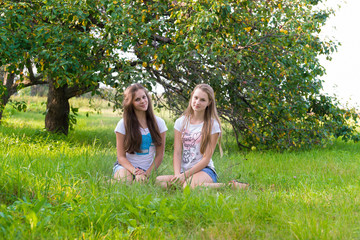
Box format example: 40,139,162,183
0,96,360,239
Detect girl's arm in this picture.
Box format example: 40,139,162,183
145,131,167,177
183,133,219,178
173,129,183,176
116,132,137,174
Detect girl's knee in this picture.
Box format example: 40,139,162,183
155,175,164,183
114,169,133,182
155,175,173,188
186,172,213,188
156,175,173,182
155,175,164,181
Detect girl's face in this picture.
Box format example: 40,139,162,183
132,89,148,112
191,88,210,113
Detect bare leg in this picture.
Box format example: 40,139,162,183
183,171,213,189
113,168,133,183
156,172,249,190
184,172,249,190
229,180,249,189
155,175,174,188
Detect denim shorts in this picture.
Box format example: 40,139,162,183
201,167,218,183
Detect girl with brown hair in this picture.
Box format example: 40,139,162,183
113,83,167,182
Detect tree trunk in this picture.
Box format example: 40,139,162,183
0,71,16,124
0,94,10,123
45,77,70,135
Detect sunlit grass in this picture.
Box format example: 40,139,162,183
0,96,359,239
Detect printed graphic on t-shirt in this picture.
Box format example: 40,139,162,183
182,131,201,163
136,133,153,155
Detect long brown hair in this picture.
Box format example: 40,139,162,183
123,83,162,154
182,84,223,155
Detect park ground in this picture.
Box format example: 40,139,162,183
0,96,359,239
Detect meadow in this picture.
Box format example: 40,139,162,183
0,96,359,239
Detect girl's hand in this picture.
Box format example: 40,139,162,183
135,174,147,182
170,173,185,184
133,167,145,175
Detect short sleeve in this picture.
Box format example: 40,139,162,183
174,116,185,132
156,116,168,133
114,119,126,134
211,119,221,135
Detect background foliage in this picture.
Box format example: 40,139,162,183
1,0,359,149
111,0,359,150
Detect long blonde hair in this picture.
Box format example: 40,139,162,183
182,84,223,156
122,83,162,154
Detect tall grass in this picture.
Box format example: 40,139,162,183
0,96,359,239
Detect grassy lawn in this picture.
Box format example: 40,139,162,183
0,96,359,239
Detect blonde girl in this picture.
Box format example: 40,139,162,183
113,83,167,182
156,84,248,189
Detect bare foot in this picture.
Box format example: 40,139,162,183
230,180,250,190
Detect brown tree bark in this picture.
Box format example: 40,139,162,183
45,76,70,135
0,71,16,123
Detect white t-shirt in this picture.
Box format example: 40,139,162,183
174,116,221,173
114,116,167,170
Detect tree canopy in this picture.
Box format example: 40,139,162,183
0,0,122,133
1,0,358,149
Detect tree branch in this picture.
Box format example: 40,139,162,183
65,83,99,99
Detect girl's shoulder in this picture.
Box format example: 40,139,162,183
212,118,220,126
154,115,166,125
114,118,125,134
211,118,221,133
116,118,124,126
154,115,168,132
154,115,164,122
174,115,189,131
174,115,187,125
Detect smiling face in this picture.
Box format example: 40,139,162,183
191,88,210,113
132,89,149,112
